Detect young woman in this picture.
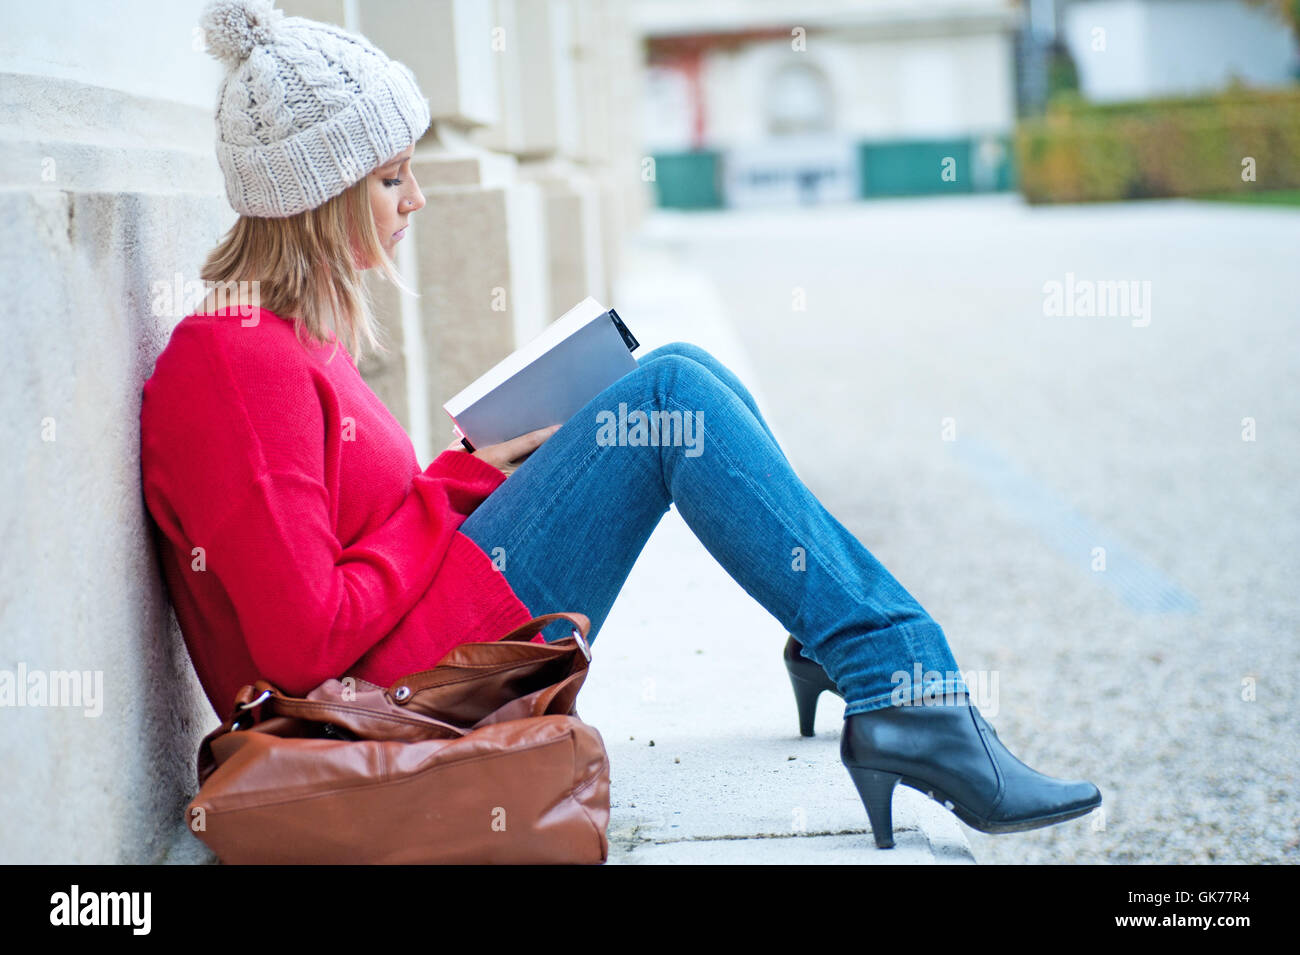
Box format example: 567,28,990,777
143,0,1101,852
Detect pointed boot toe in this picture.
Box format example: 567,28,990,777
965,708,1101,829
841,701,1102,848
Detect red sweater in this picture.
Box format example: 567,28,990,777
140,304,541,719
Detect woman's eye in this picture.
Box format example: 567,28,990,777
383,177,404,187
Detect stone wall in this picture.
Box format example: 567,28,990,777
0,0,644,864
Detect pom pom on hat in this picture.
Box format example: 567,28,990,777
200,0,286,68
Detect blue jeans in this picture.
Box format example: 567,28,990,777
459,341,968,715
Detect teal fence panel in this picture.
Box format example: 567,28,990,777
858,139,974,197
649,151,723,209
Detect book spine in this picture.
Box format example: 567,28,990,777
608,308,639,352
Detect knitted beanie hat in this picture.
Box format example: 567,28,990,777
199,0,431,218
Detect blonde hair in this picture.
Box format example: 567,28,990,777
198,176,413,364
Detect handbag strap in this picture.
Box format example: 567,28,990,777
494,611,591,645
227,680,464,738
220,613,592,732
389,612,593,701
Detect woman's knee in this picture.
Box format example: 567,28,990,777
638,340,719,369
637,342,734,394
626,352,735,420
633,351,706,392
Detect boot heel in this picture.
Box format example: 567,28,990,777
788,671,825,738
845,766,900,849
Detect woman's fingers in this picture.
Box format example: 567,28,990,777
503,423,561,462
462,424,562,476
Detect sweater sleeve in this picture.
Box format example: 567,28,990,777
187,330,522,693
425,447,509,517
203,451,512,693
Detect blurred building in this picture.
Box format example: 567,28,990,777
1017,0,1298,111
1056,0,1299,102
635,0,1021,207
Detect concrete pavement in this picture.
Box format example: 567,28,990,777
585,238,976,864
624,195,1299,865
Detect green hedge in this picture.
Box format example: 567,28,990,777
1014,87,1300,203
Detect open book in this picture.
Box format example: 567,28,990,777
443,297,640,452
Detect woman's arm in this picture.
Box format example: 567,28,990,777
200,451,506,694
146,324,516,696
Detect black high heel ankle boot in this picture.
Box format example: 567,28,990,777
841,701,1101,849
783,634,843,737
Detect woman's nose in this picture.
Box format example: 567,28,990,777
405,184,426,213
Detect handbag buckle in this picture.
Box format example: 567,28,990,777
238,689,272,711
571,626,591,661
229,688,272,731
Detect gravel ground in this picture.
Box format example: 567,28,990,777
642,197,1300,864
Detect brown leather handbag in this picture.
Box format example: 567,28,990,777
185,612,610,865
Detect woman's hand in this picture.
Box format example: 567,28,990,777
442,423,561,478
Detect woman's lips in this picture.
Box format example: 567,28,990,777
393,227,407,241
